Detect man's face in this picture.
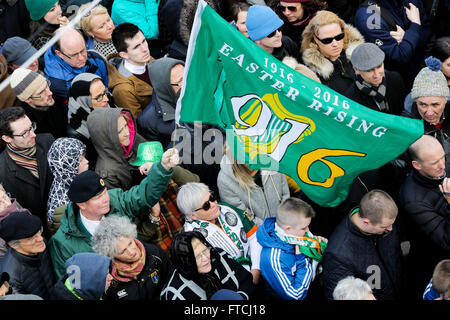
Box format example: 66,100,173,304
1,116,36,149
121,31,151,66
364,216,396,235
413,142,446,179
25,79,55,108
10,59,39,73
56,34,88,68
12,228,46,256
279,2,304,23
78,188,110,220
355,63,385,87
255,29,283,51
416,96,447,125
170,64,184,94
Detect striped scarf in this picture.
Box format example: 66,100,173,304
111,239,146,282
7,144,39,179
355,74,389,112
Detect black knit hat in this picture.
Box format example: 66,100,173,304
0,211,41,242
68,170,106,203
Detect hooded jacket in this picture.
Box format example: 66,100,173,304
137,57,183,145
48,161,173,279
107,54,154,118
217,155,290,227
87,107,146,190
44,47,109,102
301,23,364,95
160,231,256,300
47,137,86,222
257,217,315,300
50,252,111,300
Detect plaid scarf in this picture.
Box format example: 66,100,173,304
7,144,39,179
111,239,146,282
355,74,389,112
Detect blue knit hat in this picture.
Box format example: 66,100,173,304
246,5,284,41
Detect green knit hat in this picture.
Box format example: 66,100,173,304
130,141,164,166
25,0,58,21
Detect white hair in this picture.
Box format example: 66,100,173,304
176,182,211,215
91,215,137,258
333,276,373,300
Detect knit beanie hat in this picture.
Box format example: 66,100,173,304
2,37,38,66
246,5,284,41
25,0,58,21
10,68,47,102
411,57,450,100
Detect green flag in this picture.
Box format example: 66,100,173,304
175,0,424,207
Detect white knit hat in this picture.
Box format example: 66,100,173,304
411,57,450,100
10,68,46,101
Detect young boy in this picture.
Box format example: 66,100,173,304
423,259,450,300
257,198,327,300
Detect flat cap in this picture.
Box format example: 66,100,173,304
351,42,385,71
0,211,41,242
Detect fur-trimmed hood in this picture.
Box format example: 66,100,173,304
302,24,364,80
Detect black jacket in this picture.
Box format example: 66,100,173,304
106,242,174,300
20,101,68,139
323,213,404,300
0,134,54,226
343,70,406,115
0,246,55,300
319,53,356,95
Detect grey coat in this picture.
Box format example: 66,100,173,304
217,156,290,226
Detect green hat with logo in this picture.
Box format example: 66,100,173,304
130,141,164,166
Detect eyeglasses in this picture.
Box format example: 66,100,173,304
92,89,108,102
267,28,282,38
195,247,210,261
278,4,297,12
30,80,51,99
170,82,182,87
194,193,216,212
11,122,36,139
315,32,345,45
60,47,87,60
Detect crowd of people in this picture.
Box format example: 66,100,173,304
0,0,449,301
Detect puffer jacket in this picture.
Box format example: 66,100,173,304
322,212,404,300
0,245,55,299
301,23,364,95
48,161,173,279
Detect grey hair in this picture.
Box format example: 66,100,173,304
91,215,137,258
7,239,20,248
333,276,373,300
177,182,211,215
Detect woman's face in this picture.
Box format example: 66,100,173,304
87,13,115,43
279,2,304,23
117,116,130,147
315,23,344,61
77,154,89,174
193,240,212,274
90,79,109,109
115,237,141,263
190,191,220,222
442,56,450,81
43,1,62,25
236,11,248,37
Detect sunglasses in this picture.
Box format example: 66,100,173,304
315,32,345,44
267,28,282,38
278,4,297,12
194,193,216,212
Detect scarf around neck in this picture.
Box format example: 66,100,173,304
7,144,39,179
355,74,388,111
274,222,327,262
111,239,146,282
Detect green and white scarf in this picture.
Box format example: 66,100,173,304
274,222,327,262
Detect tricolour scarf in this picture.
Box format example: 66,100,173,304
355,74,388,112
111,239,146,282
7,144,39,179
274,222,327,262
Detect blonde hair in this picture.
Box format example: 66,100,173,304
301,10,349,53
78,3,109,33
224,142,257,189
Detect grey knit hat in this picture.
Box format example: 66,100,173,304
2,37,37,66
10,68,47,101
411,57,450,100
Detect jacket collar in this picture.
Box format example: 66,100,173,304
411,168,446,189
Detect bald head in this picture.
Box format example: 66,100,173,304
55,28,88,68
409,135,446,179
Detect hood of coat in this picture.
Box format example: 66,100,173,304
86,108,139,164
148,57,185,121
64,252,111,300
48,137,86,180
302,24,364,80
256,217,293,251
